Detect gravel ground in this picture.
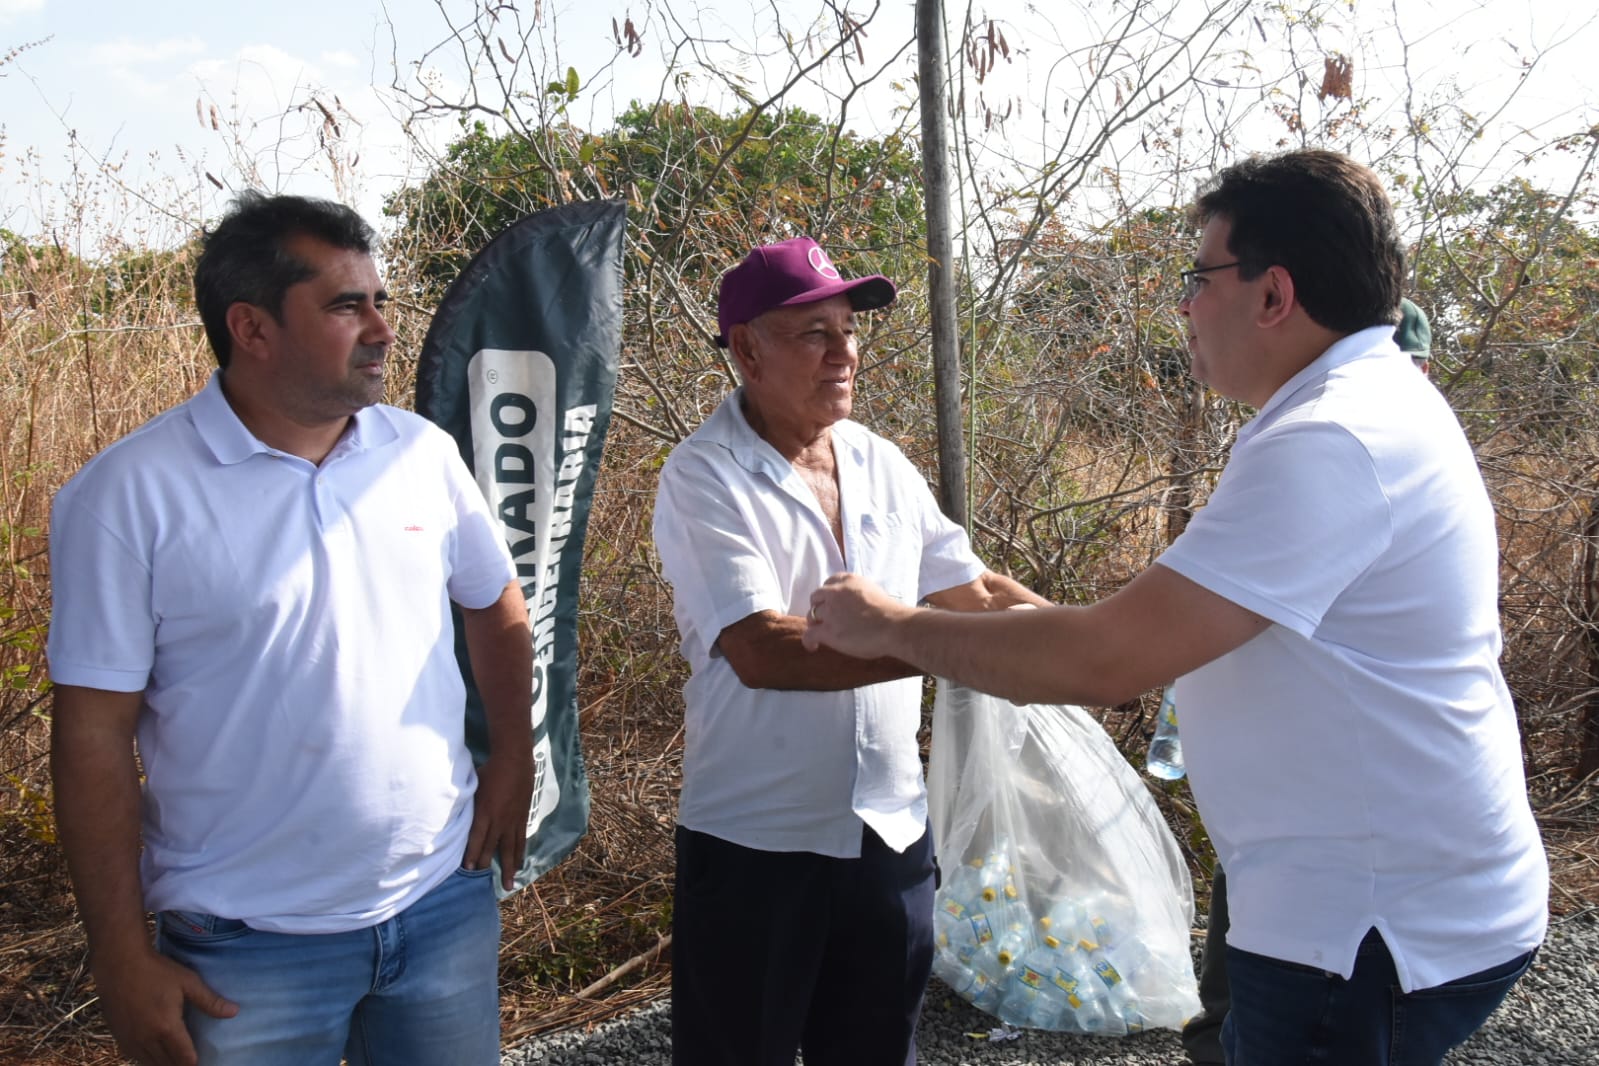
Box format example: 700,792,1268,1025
503,911,1599,1065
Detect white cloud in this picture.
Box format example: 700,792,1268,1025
0,0,45,20
85,36,206,67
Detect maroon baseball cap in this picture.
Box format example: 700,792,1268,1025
715,237,896,347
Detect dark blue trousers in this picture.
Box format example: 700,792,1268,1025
1222,926,1534,1066
671,822,936,1066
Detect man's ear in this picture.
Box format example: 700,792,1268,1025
729,323,760,381
1257,265,1296,329
225,302,274,364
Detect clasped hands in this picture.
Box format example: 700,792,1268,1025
801,573,912,660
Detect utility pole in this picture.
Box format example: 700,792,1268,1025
916,0,968,528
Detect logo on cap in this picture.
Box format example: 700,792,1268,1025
808,246,842,281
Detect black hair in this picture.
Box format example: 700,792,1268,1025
192,191,377,367
1195,150,1404,333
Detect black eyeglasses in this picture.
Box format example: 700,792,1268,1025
1179,261,1245,301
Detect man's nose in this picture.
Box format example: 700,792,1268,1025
364,307,397,347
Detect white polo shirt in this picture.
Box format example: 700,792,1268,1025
653,390,985,858
1157,326,1548,991
47,372,516,934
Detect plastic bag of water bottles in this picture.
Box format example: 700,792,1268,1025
926,681,1200,1035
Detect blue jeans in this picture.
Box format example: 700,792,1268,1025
1221,927,1534,1066
156,865,501,1065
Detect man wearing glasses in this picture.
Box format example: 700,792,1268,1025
802,150,1547,1065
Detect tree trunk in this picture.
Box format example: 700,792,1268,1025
1576,496,1599,779
1162,375,1207,546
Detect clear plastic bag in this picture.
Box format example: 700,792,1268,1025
927,681,1201,1034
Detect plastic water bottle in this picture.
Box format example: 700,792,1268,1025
1041,896,1087,946
975,843,1015,898
991,893,1035,971
936,896,995,965
1145,685,1185,780
1088,935,1152,1032
934,951,1004,1012
1077,891,1130,949
944,857,985,900
1001,934,1073,1028
1047,940,1114,1033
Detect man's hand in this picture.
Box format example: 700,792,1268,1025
464,750,534,891
802,573,917,659
94,946,237,1066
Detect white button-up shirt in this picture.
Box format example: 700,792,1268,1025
653,390,985,857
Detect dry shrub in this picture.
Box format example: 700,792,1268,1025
0,188,210,1065
4,218,1598,1061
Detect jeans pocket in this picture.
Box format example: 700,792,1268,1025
1411,949,1536,1001
157,910,252,946
454,863,497,879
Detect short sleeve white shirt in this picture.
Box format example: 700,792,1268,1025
47,372,516,933
1157,327,1548,991
652,390,985,857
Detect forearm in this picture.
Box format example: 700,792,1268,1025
891,604,1132,705
458,583,536,883
725,611,921,690
52,691,243,1059
867,563,1271,705
50,693,154,967
734,571,1049,691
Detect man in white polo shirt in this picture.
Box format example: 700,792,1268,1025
48,192,532,1066
653,236,1046,1066
803,151,1547,1065
1179,293,1443,1066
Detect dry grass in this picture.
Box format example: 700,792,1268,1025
7,416,1596,1063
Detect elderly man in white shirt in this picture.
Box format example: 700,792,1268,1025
653,236,1046,1066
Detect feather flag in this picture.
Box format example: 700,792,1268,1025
416,199,624,892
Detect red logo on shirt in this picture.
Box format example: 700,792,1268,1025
404,525,424,532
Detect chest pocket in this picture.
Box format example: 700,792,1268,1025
853,510,921,605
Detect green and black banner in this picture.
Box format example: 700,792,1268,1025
416,199,624,893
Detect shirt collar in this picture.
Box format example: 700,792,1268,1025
699,387,866,478
187,369,398,466
1240,324,1398,444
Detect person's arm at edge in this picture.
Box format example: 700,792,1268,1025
924,569,1052,611
718,570,1048,690
804,562,1270,706
458,580,535,891
51,684,237,1066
